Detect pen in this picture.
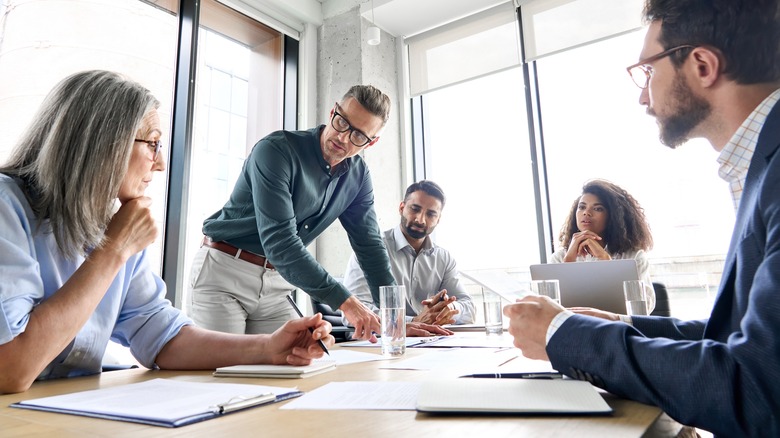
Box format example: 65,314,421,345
286,294,330,356
460,372,563,379
211,393,276,414
409,336,447,347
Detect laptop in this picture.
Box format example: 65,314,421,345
529,259,639,314
416,378,612,415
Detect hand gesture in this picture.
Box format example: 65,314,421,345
267,314,335,365
414,289,459,325
563,231,611,262
406,321,454,337
339,296,381,342
503,296,565,360
102,197,158,261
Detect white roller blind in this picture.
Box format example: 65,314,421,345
407,1,520,96
520,0,644,62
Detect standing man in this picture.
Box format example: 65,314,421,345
191,85,393,340
504,1,780,436
343,181,475,329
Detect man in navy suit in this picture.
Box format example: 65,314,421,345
504,1,780,436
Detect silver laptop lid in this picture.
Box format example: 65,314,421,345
529,259,639,314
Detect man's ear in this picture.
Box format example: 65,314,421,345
399,201,405,215
365,136,381,149
690,47,722,88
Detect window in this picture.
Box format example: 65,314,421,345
181,0,284,313
420,67,539,278
0,0,179,273
535,31,729,319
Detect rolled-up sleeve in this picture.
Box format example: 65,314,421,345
111,252,192,369
0,182,44,345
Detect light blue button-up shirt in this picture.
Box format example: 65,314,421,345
0,174,192,380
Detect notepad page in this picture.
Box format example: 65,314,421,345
416,379,611,414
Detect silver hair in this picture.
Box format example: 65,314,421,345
0,70,160,258
341,85,391,126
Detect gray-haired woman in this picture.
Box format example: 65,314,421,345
0,70,333,394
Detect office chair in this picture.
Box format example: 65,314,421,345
650,282,671,317
310,297,355,342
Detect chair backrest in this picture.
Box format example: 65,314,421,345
650,282,671,317
310,297,354,342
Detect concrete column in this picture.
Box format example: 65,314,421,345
315,5,401,277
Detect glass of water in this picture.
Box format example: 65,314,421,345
623,280,648,316
481,288,504,335
380,285,406,356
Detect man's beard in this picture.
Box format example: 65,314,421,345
653,73,712,148
402,217,429,239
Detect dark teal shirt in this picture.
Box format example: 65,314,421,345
202,126,395,309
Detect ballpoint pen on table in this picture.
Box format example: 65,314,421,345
210,393,276,414
408,336,446,347
286,295,330,355
459,372,563,379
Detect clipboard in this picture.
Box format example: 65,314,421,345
10,378,303,427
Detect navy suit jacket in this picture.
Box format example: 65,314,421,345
547,100,780,437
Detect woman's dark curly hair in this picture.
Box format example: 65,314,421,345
559,179,653,255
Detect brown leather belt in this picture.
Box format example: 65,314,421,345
202,236,275,270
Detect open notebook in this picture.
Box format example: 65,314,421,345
416,378,612,415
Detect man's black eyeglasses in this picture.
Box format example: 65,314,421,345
330,104,375,147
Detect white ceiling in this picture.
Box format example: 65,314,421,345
247,0,513,38
350,0,510,38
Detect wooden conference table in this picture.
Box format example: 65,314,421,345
0,342,681,438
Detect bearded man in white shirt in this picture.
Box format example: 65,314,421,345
343,180,475,332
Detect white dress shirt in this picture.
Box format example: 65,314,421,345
342,225,475,324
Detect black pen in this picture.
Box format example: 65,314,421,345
460,372,563,379
286,295,330,356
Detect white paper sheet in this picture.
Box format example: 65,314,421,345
327,349,389,365
280,381,422,411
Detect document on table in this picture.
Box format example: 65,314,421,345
280,381,422,411
327,349,388,365
10,378,302,427
414,334,515,348
379,348,556,375
339,336,448,348
213,349,386,378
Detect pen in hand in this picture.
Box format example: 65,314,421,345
286,295,330,356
